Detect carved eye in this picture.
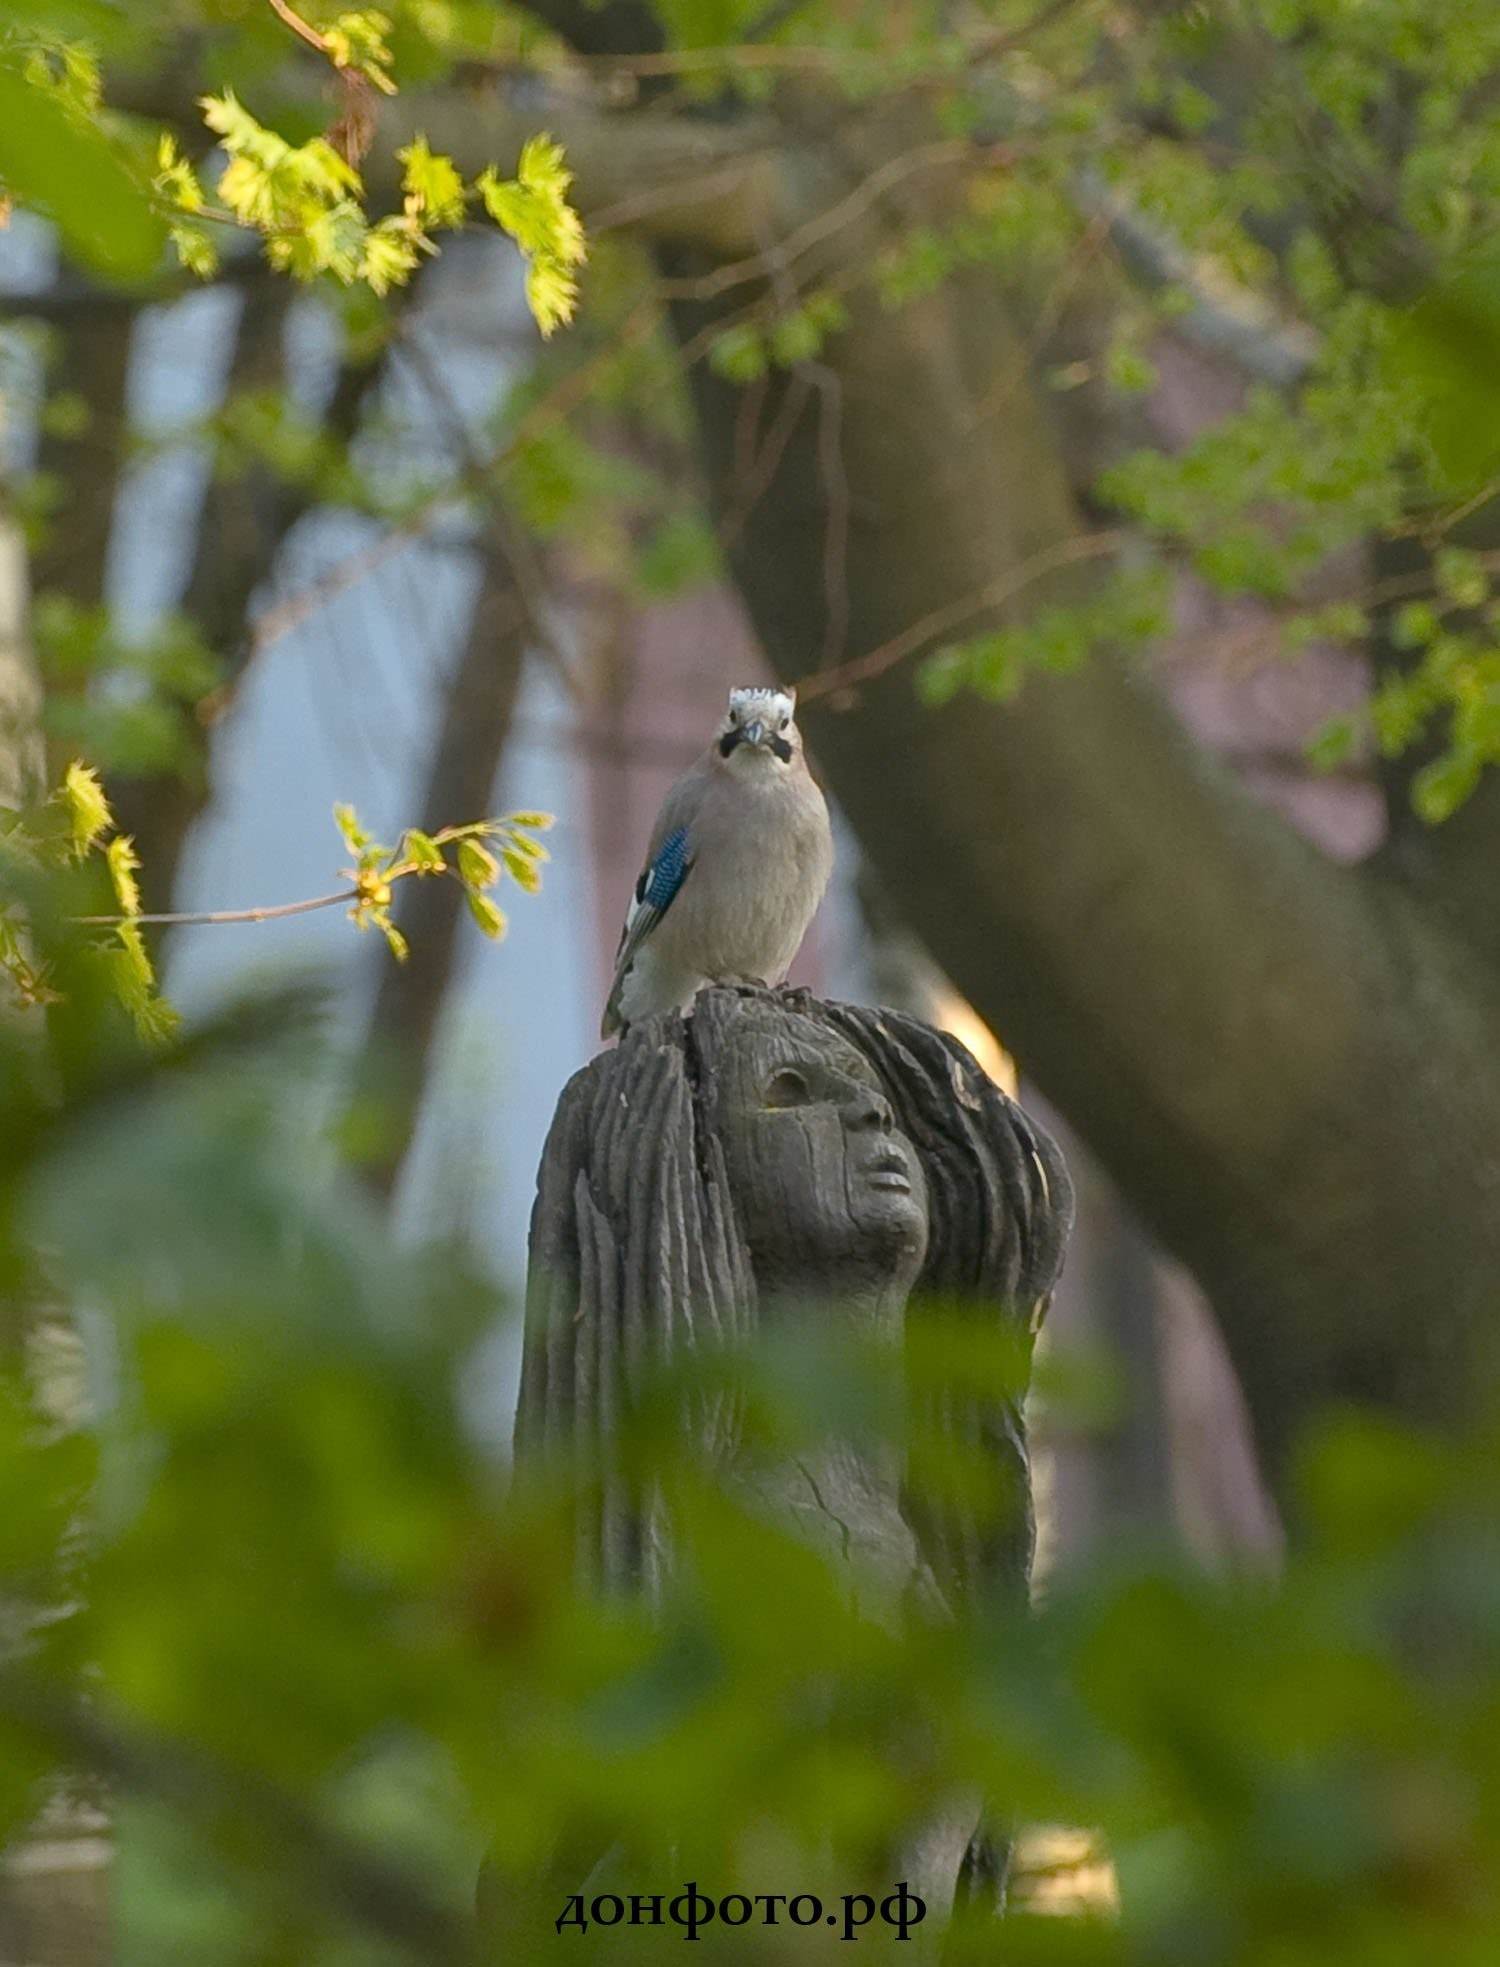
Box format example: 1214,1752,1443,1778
763,1067,811,1108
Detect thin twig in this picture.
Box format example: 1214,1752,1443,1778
652,137,982,307
243,502,458,664
241,297,662,665
808,362,850,667
796,529,1125,703
720,372,813,549
965,204,1117,431
731,372,771,492
390,336,583,704
266,0,330,57
588,152,776,239
72,889,358,929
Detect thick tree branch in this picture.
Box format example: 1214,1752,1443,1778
1071,168,1319,389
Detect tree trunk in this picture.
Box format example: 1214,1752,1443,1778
0,517,40,810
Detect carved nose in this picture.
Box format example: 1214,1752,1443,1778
845,1089,893,1133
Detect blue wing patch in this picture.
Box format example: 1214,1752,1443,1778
604,824,695,1034
639,826,692,913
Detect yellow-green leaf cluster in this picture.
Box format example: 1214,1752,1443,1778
0,762,175,1039
478,135,587,338
398,135,466,228
333,804,552,960
167,91,584,332
197,89,375,285
322,10,398,95
59,760,111,861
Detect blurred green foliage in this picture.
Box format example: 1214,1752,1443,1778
3,898,1500,1960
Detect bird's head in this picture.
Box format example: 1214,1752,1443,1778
715,686,801,771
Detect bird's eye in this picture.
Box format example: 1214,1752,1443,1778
779,716,790,731
764,1067,812,1108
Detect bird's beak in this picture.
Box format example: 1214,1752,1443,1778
742,719,765,747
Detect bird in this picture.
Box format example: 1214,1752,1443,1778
602,686,834,1038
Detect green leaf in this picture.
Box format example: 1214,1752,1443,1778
500,846,541,894
333,803,371,855
636,511,719,598
1106,341,1159,395
708,324,768,383
464,889,506,939
476,135,586,338
1393,601,1439,650
58,760,112,859
1434,546,1489,610
106,833,143,915
403,830,445,874
1412,750,1480,823
109,920,179,1042
0,59,164,281
397,135,466,227
456,839,499,889
358,218,422,296
154,132,204,215
916,647,968,708
323,10,398,94
1385,257,1500,491
1306,714,1359,772
168,221,219,279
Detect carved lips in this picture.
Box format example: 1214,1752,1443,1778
861,1144,914,1194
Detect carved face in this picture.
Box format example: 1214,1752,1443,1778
709,1005,929,1311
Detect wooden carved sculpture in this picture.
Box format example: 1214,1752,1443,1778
517,984,1074,1925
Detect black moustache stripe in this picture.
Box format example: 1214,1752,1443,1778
719,730,794,762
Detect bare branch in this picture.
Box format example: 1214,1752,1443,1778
72,889,357,929
795,529,1126,704
265,0,331,57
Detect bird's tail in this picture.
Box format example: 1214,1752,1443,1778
600,982,623,1040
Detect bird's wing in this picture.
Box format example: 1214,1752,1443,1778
602,772,706,1031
